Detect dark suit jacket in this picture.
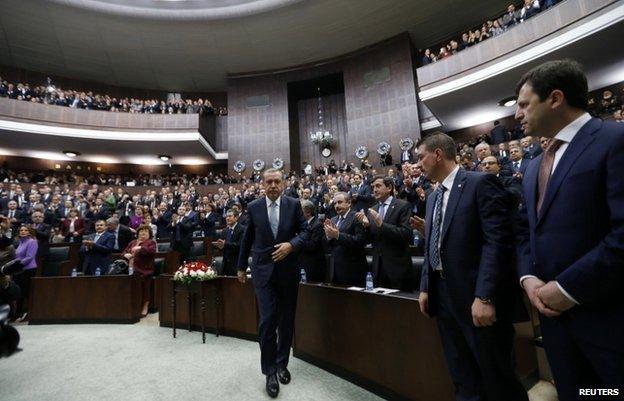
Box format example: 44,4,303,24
80,231,115,275
115,224,134,252
510,158,530,175
220,223,244,276
238,196,308,287
421,169,522,324
348,184,373,212
169,216,195,253
299,216,327,282
33,223,51,258
324,211,369,286
517,118,624,351
155,211,172,239
367,197,414,287
490,125,508,144
200,212,220,237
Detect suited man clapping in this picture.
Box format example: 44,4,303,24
212,209,244,276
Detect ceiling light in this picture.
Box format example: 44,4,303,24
63,150,81,157
158,154,172,161
498,96,517,107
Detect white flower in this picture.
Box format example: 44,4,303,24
183,267,188,273
190,270,198,277
197,270,206,277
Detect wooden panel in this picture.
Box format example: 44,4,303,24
220,277,258,338
293,284,454,401
29,275,142,324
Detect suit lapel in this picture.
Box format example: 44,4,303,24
383,198,396,223
424,192,435,250
537,119,599,225
524,155,541,225
259,198,273,239
276,196,287,239
440,169,467,242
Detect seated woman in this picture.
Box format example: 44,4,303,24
129,206,146,230
13,225,39,321
123,224,156,317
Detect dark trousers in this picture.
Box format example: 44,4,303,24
13,268,36,316
434,278,528,401
375,260,413,291
540,315,624,401
254,269,299,376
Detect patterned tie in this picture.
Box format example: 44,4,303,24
378,202,387,221
269,201,278,238
428,185,447,271
537,139,564,214
336,215,343,230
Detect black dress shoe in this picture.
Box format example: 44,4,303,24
266,374,279,398
277,367,291,385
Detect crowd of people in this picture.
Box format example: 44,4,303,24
0,76,228,116
421,0,562,65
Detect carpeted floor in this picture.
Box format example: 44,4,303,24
1,316,559,401
1,317,382,401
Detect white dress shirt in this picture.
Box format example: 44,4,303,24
432,165,460,270
519,112,592,305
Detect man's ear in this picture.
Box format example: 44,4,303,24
549,89,566,110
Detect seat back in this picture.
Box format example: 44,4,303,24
45,246,71,276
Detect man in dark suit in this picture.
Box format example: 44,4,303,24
515,60,624,400
356,176,414,291
324,193,369,286
3,200,23,236
237,168,309,398
106,217,133,253
400,147,414,164
481,156,523,206
30,210,51,275
417,132,528,401
489,120,509,144
509,145,529,176
80,220,115,275
521,136,542,159
347,173,373,212
169,205,195,264
212,209,244,276
199,204,220,237
299,200,326,283
154,202,172,239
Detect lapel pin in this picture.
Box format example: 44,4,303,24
458,184,462,188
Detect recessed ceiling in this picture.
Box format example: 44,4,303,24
0,0,510,91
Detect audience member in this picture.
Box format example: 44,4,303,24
123,224,156,316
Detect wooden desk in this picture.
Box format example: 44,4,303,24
29,275,142,324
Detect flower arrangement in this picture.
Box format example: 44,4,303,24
173,261,218,284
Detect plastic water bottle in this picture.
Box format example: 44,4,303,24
71,268,77,277
128,266,134,276
413,232,421,247
300,268,307,283
95,267,101,276
365,272,374,291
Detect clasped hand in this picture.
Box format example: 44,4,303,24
323,219,339,239
523,278,575,317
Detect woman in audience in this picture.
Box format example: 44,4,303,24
60,208,85,243
13,225,39,321
129,206,146,230
143,213,158,239
123,225,156,317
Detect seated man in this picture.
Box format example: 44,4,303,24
80,220,115,275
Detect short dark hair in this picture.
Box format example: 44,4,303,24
371,175,394,190
417,132,457,160
515,59,588,110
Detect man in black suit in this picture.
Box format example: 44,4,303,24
237,169,309,398
30,210,51,275
347,173,373,212
481,156,523,207
169,205,195,264
521,136,543,159
399,164,431,218
356,176,414,290
154,202,172,239
106,217,133,253
417,132,528,401
3,200,23,236
299,200,327,282
324,193,369,286
489,120,508,144
509,145,529,177
212,209,244,276
400,147,414,164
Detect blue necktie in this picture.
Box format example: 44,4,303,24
428,185,447,270
226,227,232,241
378,202,387,221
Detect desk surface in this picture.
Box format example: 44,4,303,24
29,275,142,324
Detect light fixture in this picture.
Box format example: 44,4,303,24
498,96,517,107
158,154,172,161
63,150,80,157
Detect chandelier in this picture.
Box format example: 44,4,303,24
309,87,335,148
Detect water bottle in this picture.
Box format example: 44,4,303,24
128,266,134,276
413,232,421,248
71,268,77,277
365,272,374,291
300,268,307,284
95,267,101,277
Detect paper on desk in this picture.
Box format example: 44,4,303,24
347,286,365,291
375,287,400,294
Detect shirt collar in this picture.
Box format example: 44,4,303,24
554,112,592,144
441,165,460,191
266,196,281,208
340,208,351,218
307,216,315,225
379,197,393,207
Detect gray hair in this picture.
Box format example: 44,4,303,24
106,217,119,226
300,199,315,215
333,192,351,202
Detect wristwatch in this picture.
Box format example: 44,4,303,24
477,297,493,305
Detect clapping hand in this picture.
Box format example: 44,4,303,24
323,219,339,240
416,187,426,201
212,239,225,250
355,210,370,227
410,216,425,236
368,209,382,227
